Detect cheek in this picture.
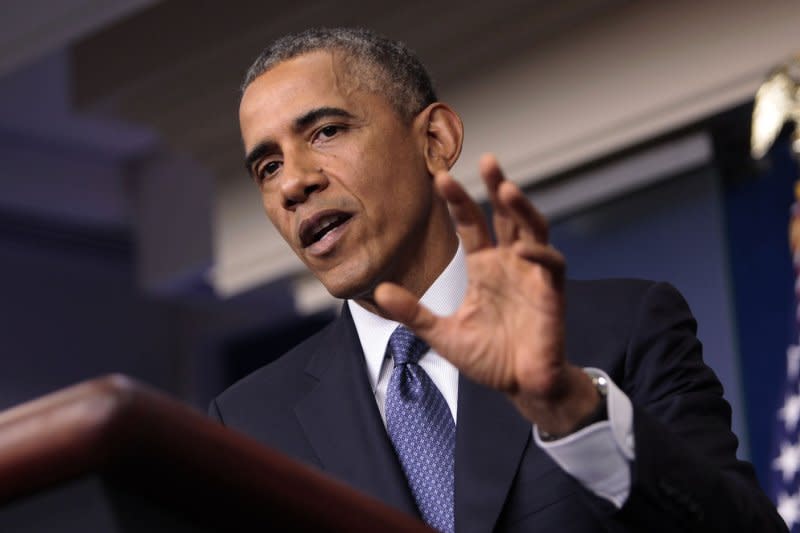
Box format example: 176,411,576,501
261,195,276,222
262,198,293,241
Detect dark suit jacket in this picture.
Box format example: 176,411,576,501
210,279,786,532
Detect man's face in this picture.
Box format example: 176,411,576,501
239,51,439,300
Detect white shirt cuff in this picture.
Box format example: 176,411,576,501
533,368,634,508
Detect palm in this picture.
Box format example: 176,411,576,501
375,154,572,414
434,247,563,396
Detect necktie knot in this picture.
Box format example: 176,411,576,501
389,325,429,366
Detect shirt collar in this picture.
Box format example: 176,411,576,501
347,242,467,392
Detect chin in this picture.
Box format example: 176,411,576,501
316,266,378,302
321,279,374,301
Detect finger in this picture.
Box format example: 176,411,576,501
479,154,517,245
373,282,442,341
512,241,566,287
498,179,549,243
435,170,492,252
375,282,466,370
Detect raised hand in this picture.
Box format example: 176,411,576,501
374,154,599,435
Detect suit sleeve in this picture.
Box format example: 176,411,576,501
595,282,786,532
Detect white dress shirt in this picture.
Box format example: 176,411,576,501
347,243,635,508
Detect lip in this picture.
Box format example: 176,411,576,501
298,209,353,256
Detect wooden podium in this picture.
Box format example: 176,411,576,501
0,375,432,532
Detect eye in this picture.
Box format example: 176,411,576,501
316,124,343,141
256,159,282,182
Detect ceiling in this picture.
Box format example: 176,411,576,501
71,0,625,187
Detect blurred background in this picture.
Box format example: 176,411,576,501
0,0,798,495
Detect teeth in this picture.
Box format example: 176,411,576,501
318,217,337,232
303,213,351,247
313,215,342,242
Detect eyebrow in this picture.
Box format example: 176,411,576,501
244,141,278,174
243,106,356,174
294,106,354,131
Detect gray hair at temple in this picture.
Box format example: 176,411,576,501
241,27,438,121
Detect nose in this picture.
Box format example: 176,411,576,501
279,154,328,209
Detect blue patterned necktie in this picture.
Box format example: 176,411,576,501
385,325,456,533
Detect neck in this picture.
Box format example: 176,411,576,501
354,222,458,315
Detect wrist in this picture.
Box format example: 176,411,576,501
538,370,608,441
523,367,608,439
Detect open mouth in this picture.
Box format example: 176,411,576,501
299,211,353,248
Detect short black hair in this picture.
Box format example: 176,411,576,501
242,27,438,120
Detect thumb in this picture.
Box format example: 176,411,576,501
373,282,440,342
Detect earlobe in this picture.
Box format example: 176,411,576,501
420,103,464,175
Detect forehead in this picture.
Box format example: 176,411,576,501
239,51,373,149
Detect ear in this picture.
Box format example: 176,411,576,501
416,102,464,175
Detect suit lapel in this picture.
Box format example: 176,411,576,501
454,375,534,533
293,306,419,517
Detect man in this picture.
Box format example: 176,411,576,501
210,28,785,532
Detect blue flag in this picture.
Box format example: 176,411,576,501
772,198,800,530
